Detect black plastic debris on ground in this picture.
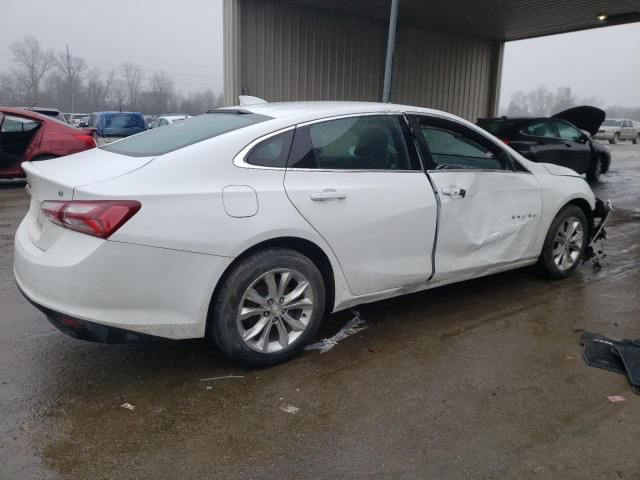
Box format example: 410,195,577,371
581,332,640,394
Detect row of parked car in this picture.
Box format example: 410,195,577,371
0,103,636,182
0,107,191,178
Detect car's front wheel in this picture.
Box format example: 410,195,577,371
586,155,604,182
209,248,326,367
633,134,639,145
535,205,588,280
609,132,620,144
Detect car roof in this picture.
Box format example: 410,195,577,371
0,106,63,122
218,101,463,125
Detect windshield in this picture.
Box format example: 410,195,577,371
96,112,146,137
602,120,622,127
476,119,521,136
101,112,270,157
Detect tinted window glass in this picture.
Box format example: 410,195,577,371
523,120,556,138
419,124,506,170
101,113,270,157
246,130,294,168
288,115,414,170
1,115,40,133
602,120,621,127
554,120,582,141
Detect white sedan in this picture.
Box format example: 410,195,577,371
14,101,609,367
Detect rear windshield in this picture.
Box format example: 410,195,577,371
477,119,521,136
602,120,621,127
101,112,270,157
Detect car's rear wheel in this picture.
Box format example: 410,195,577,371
209,248,326,367
535,205,588,280
633,134,639,145
609,132,620,144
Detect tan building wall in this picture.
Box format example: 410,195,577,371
224,0,503,120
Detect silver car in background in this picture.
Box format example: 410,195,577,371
595,119,640,144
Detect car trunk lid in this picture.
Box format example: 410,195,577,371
23,148,152,250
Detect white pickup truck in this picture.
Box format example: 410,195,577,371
595,119,640,144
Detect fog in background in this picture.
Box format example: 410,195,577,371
0,0,223,113
500,23,640,115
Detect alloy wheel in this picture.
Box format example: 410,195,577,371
552,216,585,272
237,269,315,353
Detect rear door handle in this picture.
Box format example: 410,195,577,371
310,189,347,201
441,185,467,198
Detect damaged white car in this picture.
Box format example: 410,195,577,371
14,101,609,367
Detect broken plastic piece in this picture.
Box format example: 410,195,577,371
121,403,135,410
581,332,640,394
305,309,367,353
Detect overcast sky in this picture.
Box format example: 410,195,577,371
0,0,224,94
500,23,640,108
0,1,638,108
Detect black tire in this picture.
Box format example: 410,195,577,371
633,135,639,145
209,248,326,367
535,205,588,280
610,132,620,144
586,155,604,182
32,155,57,161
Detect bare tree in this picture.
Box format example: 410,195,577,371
110,79,127,112
55,45,87,112
149,71,175,113
121,62,143,109
9,35,54,105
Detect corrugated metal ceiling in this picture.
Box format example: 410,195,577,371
280,0,640,40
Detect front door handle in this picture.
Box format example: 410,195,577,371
310,189,347,201
441,185,467,198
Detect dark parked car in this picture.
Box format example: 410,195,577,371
81,111,147,145
477,106,610,182
0,107,96,179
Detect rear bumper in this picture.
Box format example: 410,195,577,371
594,132,615,140
18,285,164,343
14,217,233,340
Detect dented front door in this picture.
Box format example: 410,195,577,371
408,113,543,282
428,170,542,281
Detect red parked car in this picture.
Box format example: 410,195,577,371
0,107,96,179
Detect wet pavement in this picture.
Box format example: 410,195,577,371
1,144,639,479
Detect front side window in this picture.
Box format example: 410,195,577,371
523,120,556,138
414,117,508,171
288,115,416,171
554,120,582,141
101,112,270,157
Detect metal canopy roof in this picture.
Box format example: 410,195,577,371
281,0,640,41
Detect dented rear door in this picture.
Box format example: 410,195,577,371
410,114,543,281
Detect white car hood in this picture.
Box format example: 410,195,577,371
541,163,582,178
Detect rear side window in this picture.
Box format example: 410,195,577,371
101,113,270,157
1,115,40,133
246,130,294,168
523,120,556,138
288,115,417,170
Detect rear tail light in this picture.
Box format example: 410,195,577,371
73,134,97,149
40,200,141,238
501,138,511,145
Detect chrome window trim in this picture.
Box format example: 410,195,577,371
234,111,421,173
233,125,295,170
